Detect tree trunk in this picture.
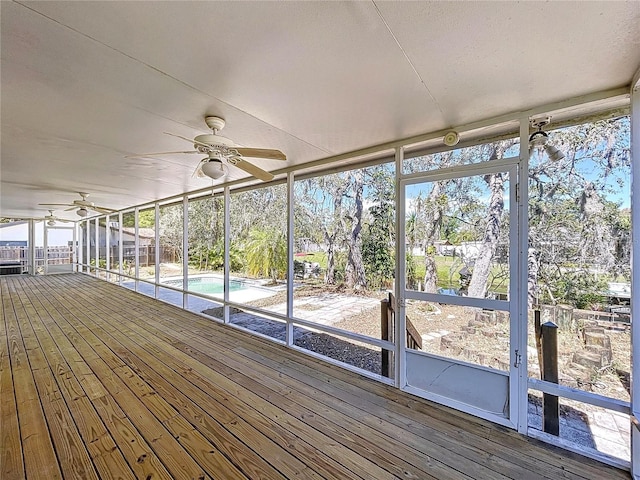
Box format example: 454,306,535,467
324,231,337,284
422,181,445,293
345,171,367,289
467,173,504,298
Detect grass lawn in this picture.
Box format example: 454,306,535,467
294,251,509,293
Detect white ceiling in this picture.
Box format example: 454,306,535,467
2,1,639,220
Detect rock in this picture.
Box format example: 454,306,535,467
461,326,476,334
572,351,605,369
440,333,464,355
481,328,495,338
463,348,478,361
586,346,612,365
583,330,613,366
474,310,499,325
584,332,611,349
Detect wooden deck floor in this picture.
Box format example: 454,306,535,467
1,274,630,479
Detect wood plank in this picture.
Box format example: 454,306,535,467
51,276,632,480
74,284,516,480
57,280,402,479
4,286,63,479
16,276,202,480
15,274,631,480
12,282,98,479
12,278,135,480
50,277,563,480
46,284,331,480
100,306,458,480
0,280,25,480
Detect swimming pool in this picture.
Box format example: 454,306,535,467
162,276,246,295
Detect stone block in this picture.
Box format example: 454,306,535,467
572,351,605,369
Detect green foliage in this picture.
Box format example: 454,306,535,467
89,258,106,269
121,209,155,228
361,166,395,288
406,252,418,289
244,228,287,282
362,204,395,287
195,239,244,272
545,271,607,310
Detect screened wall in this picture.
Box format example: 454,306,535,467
70,97,638,473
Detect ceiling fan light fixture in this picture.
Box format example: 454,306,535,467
77,207,88,217
201,158,225,180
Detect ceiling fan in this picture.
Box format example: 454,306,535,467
41,210,73,226
127,116,286,182
39,192,117,217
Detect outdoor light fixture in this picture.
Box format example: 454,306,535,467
529,116,565,161
200,157,226,180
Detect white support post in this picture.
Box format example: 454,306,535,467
223,187,230,323
28,219,35,275
105,216,110,281
72,221,77,272
85,220,90,275
516,114,531,434
630,69,640,480
155,203,160,298
395,146,406,388
94,217,98,277
134,207,140,291
286,172,295,346
118,212,123,284
183,196,189,310
43,222,49,275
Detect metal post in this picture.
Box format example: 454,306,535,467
516,114,530,433
134,207,140,291
541,321,559,436
155,203,160,298
105,215,110,282
381,298,390,377
118,212,123,284
286,172,295,345
43,222,49,275
394,146,406,388
223,187,230,323
630,67,640,480
182,196,189,310
94,217,98,277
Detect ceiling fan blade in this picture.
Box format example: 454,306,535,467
235,148,286,161
39,203,74,207
233,158,274,182
164,132,212,150
125,150,198,158
93,206,117,214
64,206,78,211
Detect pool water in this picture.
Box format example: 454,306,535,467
163,276,246,295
